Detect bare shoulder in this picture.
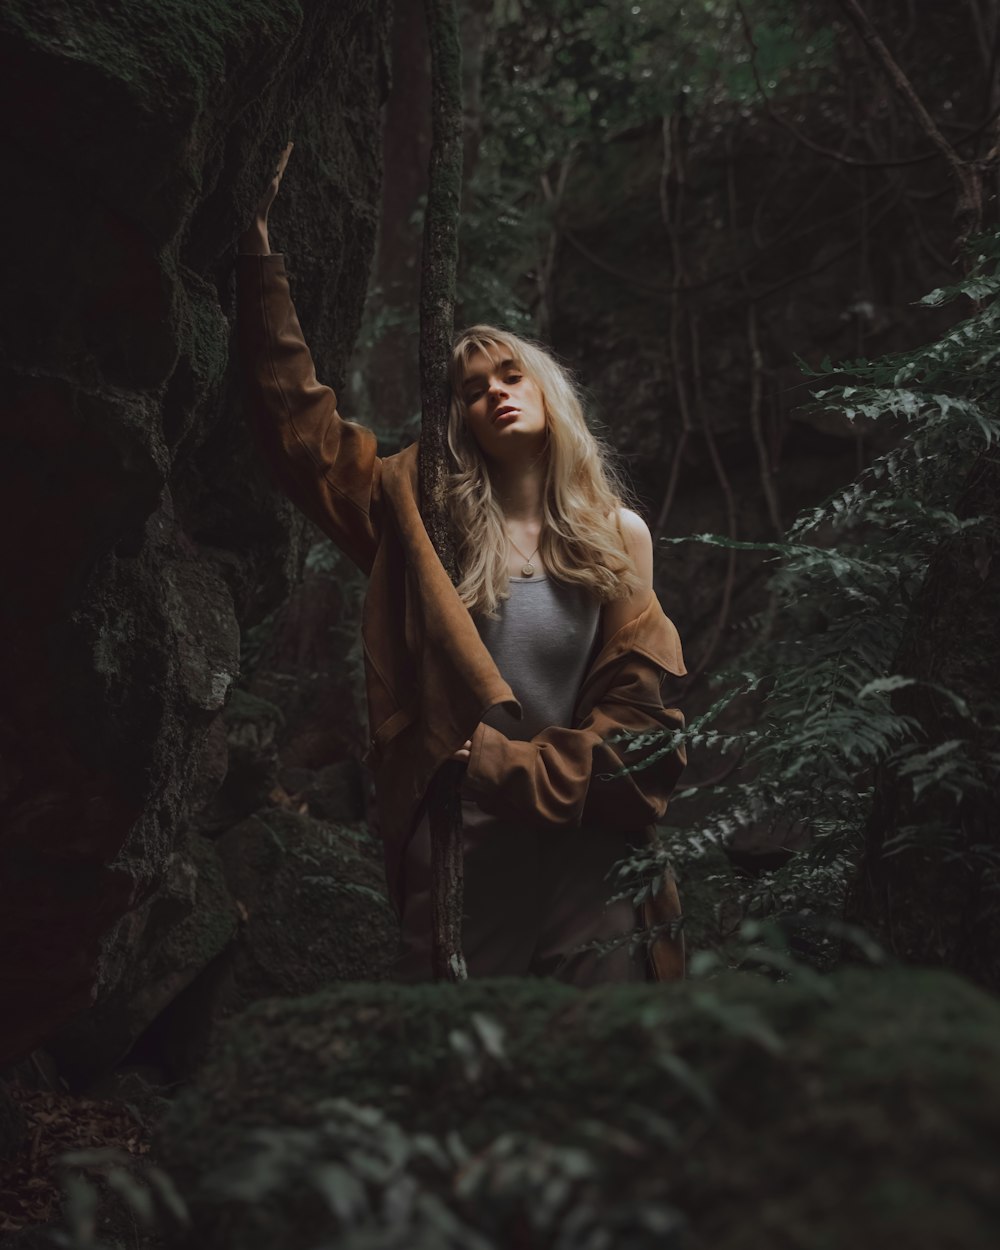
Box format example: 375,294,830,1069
615,506,652,551
615,507,653,578
600,508,654,644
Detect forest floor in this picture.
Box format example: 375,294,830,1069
0,1067,171,1248
0,847,811,1247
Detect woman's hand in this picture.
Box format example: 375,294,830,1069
239,140,294,255
254,139,294,222
449,738,472,763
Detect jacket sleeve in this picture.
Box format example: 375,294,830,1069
236,252,382,574
461,656,687,831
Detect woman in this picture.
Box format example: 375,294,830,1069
237,142,688,985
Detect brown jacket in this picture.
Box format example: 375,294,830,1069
236,252,689,980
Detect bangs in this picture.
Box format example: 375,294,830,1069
452,327,531,386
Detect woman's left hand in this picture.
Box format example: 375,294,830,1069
449,738,472,763
239,140,294,254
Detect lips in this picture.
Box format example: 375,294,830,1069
493,406,519,423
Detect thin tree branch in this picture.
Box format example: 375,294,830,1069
561,179,899,303
747,187,902,304
833,0,983,238
682,312,739,684
538,151,575,339
653,112,695,544
738,0,998,175
966,0,993,69
726,127,783,537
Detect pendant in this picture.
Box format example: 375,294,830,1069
521,562,535,577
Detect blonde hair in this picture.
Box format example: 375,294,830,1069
446,324,645,618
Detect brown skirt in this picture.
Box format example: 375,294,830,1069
392,796,649,986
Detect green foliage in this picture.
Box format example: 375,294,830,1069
196,1095,686,1249
51,1146,189,1250
620,233,1000,954
155,971,1000,1248
483,0,831,155
457,0,836,332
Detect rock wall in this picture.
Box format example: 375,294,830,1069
0,0,390,1066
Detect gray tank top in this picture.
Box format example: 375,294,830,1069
473,574,602,739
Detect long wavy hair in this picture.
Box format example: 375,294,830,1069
445,324,646,618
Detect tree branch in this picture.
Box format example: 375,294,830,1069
833,0,983,239
738,0,997,174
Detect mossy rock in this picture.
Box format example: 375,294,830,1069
156,966,1000,1249
221,688,285,731
193,689,286,831
43,829,239,1084
215,808,397,1000
124,810,396,1081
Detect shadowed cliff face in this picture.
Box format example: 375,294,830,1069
0,0,390,1066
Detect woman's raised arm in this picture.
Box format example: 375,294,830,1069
236,141,382,574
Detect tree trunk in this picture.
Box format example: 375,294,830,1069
369,0,432,431
417,0,467,981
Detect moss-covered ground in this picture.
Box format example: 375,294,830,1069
157,965,1000,1249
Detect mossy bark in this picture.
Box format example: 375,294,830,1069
416,0,467,982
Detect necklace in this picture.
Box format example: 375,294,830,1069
506,528,542,577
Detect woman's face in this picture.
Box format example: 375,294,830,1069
460,350,547,460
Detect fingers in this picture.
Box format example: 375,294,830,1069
274,139,294,181
253,141,294,223
450,738,473,761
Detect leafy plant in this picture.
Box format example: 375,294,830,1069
613,231,1000,961
194,1097,687,1250
51,1146,189,1250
